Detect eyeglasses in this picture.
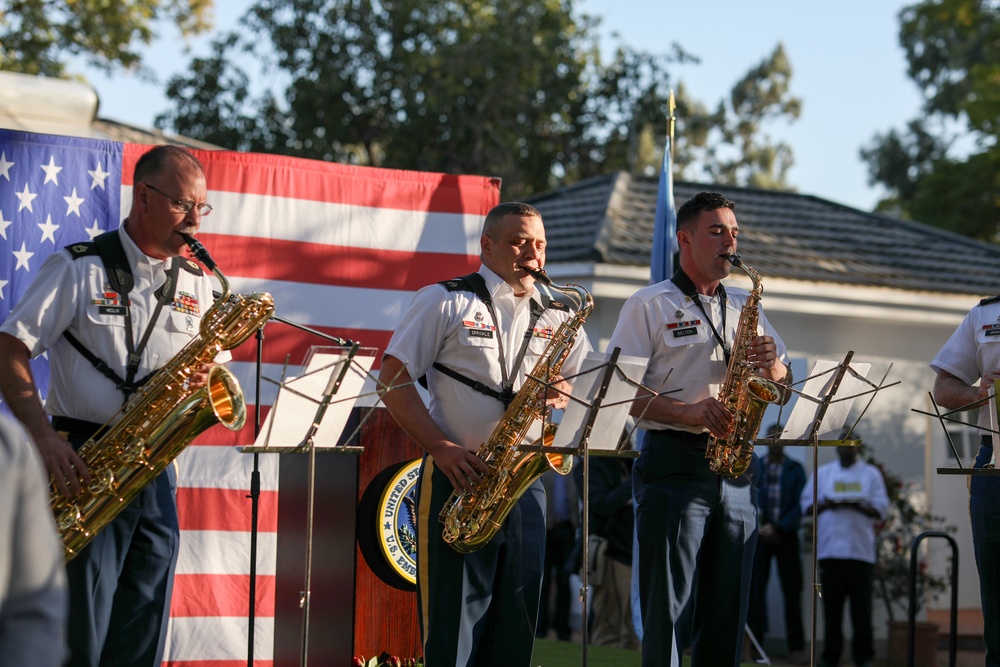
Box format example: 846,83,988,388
144,182,213,217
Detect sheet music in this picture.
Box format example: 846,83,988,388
252,347,376,449
780,358,871,440
551,351,649,451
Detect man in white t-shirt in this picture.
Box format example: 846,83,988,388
801,442,889,667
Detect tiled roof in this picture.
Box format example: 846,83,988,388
526,171,1000,297
92,118,222,150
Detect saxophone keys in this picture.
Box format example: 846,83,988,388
56,504,83,532
87,469,116,495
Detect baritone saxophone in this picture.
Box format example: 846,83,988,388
438,267,593,553
704,253,784,478
51,234,274,560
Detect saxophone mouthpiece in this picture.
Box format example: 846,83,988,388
180,233,231,300
522,265,553,286
726,253,743,267
180,233,218,272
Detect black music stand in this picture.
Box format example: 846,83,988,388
242,313,362,667
752,351,899,667
913,378,1000,476
242,344,379,667
521,347,661,665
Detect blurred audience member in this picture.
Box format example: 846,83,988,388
749,424,808,664
575,451,640,649
801,440,888,667
0,414,68,667
538,470,579,641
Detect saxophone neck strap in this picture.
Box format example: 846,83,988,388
435,272,549,408
431,362,514,408
66,230,179,402
61,332,156,400
671,267,730,366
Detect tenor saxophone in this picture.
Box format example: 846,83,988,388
704,253,783,478
52,234,274,560
438,268,593,553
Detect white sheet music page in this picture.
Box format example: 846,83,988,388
781,358,871,441
551,351,649,452
252,347,376,449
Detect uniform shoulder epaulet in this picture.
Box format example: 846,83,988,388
178,257,204,277
64,241,98,259
980,294,1000,306
439,273,491,305
440,277,471,292
439,273,480,293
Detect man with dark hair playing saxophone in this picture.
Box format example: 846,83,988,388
0,145,226,666
379,201,592,666
607,191,791,667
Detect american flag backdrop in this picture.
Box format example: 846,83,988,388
0,129,498,665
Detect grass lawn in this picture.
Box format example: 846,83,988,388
529,639,759,667
530,640,640,667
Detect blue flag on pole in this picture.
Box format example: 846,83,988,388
649,132,676,285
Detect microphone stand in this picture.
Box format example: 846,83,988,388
245,311,352,667
247,326,263,666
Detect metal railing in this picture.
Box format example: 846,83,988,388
906,530,959,667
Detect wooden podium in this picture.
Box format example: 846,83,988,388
272,407,422,665
354,408,423,660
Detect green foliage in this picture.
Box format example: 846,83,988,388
676,43,801,189
861,0,1000,241
159,33,293,152
0,0,212,77
155,0,801,197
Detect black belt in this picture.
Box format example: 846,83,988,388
646,428,710,443
51,416,107,441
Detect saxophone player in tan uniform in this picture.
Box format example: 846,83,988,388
379,202,592,667
607,192,791,667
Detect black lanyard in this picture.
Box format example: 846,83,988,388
479,291,546,407
121,260,181,399
671,267,731,366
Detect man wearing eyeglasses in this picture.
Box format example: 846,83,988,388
0,144,223,667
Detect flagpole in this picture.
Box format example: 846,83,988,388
668,89,675,162
649,89,678,285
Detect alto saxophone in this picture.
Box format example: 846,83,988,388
704,253,783,478
438,268,593,553
52,234,274,560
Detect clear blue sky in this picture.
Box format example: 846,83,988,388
77,0,922,212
